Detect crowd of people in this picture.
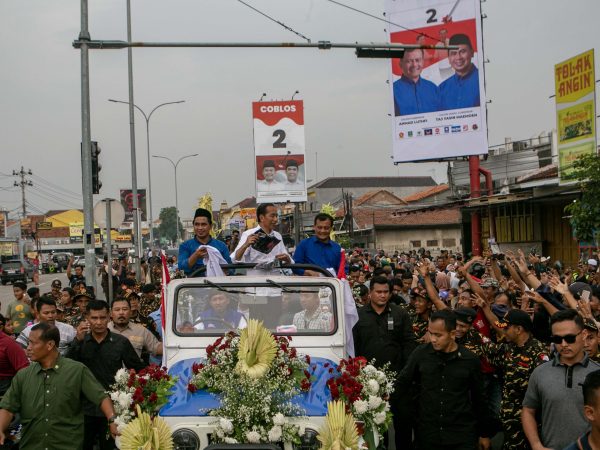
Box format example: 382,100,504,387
2,202,600,450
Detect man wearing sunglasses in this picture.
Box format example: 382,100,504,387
522,309,600,450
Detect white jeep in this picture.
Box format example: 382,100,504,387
159,265,349,450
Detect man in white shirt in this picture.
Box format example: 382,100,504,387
231,203,293,273
256,160,284,192
17,296,76,356
283,159,305,190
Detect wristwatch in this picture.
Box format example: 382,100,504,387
107,415,117,424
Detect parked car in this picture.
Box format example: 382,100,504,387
51,252,72,272
0,259,36,285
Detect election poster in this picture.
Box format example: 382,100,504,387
252,100,307,203
555,49,596,184
120,188,148,222
385,0,488,162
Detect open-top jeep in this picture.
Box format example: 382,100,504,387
159,264,350,450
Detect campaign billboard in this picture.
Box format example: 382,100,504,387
385,0,488,162
555,49,596,184
120,189,147,222
252,100,307,204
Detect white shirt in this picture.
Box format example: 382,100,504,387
17,320,77,356
257,179,284,192
283,180,305,190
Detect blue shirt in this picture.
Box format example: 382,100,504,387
293,236,342,274
393,76,440,116
178,237,232,275
439,65,480,110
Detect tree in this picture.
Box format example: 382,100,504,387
156,207,183,244
564,153,600,243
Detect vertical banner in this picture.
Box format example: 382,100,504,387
252,100,307,204
385,0,488,162
120,188,147,222
555,49,596,184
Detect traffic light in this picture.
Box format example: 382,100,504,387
91,141,102,194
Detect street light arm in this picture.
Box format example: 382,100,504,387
174,153,199,170
148,100,185,121
108,98,148,122
152,155,176,168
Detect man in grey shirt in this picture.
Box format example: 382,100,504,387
522,309,600,450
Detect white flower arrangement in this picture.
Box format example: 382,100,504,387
188,326,313,445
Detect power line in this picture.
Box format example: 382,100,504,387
325,0,440,42
12,167,33,217
28,186,82,209
236,0,311,42
30,174,82,197
29,176,82,201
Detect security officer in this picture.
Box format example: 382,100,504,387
482,309,549,450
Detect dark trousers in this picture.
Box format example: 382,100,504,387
390,393,414,450
83,415,115,450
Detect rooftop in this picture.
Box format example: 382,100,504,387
401,184,450,203
310,176,436,190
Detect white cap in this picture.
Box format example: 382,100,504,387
588,258,598,266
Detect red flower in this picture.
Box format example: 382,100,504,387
138,377,148,387
300,378,311,391
289,348,297,358
188,383,198,393
132,387,145,403
148,392,158,403
192,362,205,374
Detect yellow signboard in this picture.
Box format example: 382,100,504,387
36,221,53,230
555,50,597,184
69,222,84,237
555,49,595,103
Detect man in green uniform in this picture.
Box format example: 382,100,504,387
482,309,549,450
0,322,119,449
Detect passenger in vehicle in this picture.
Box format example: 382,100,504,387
194,292,248,331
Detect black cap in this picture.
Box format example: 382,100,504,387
584,319,599,333
194,208,212,223
454,307,477,324
122,278,136,287
73,292,94,302
503,309,533,332
286,159,298,168
263,159,275,169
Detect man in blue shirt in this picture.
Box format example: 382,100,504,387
294,213,341,276
178,208,232,276
393,48,440,116
439,34,480,110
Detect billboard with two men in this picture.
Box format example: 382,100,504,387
386,0,488,162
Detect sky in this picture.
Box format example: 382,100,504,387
1,0,599,222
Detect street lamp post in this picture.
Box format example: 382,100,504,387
108,99,185,246
153,153,198,244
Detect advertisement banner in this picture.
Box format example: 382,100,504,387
252,100,307,204
555,49,596,184
120,189,147,222
69,222,84,243
385,0,488,162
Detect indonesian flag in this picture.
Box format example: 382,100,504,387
337,248,346,280
160,252,170,331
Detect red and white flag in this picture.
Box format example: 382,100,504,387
160,252,171,331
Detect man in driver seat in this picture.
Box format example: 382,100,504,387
195,292,248,330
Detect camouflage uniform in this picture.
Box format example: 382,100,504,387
457,327,490,357
139,294,161,319
482,337,549,450
590,351,600,364
59,305,82,328
410,313,429,340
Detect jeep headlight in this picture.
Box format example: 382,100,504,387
172,428,200,450
294,427,319,450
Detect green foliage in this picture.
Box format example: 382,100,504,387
156,207,183,243
564,153,600,243
336,235,352,250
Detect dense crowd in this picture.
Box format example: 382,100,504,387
1,203,600,450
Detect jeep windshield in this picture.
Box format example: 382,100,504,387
174,281,337,336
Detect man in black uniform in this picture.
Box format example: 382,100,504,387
352,275,416,450
67,300,145,450
397,309,492,450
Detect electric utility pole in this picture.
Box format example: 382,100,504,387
13,167,33,217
